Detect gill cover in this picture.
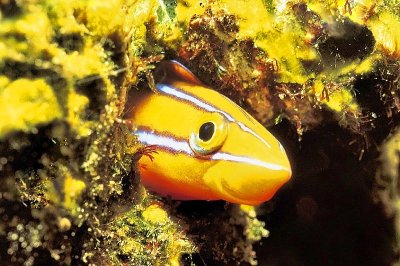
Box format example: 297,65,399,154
127,60,292,205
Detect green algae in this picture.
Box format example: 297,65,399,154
175,0,399,136
0,78,62,137
105,204,195,266
0,0,399,265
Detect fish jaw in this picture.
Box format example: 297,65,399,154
203,125,292,205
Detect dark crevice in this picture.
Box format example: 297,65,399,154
256,122,397,266
318,19,375,65
75,75,107,121
0,60,68,113
102,32,127,88
0,0,22,18
54,32,85,54
353,72,400,144
0,123,65,173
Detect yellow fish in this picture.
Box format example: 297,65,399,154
126,61,291,205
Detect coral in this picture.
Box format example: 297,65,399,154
0,0,194,264
1,0,400,265
176,0,399,136
103,203,194,265
0,78,62,137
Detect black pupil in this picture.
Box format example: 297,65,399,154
199,122,215,141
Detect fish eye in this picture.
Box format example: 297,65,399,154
189,113,228,155
199,122,215,141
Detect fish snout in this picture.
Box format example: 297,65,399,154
220,156,291,205
204,136,292,205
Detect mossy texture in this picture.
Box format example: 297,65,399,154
1,0,400,265
0,0,193,265
0,78,62,137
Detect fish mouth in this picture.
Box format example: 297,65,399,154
216,168,292,205
214,179,268,205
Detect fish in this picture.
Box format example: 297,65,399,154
125,60,291,205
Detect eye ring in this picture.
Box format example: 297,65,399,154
189,112,228,155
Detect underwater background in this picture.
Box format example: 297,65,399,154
0,0,399,265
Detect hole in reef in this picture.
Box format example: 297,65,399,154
0,0,22,17
352,73,400,143
0,123,65,173
0,60,67,88
176,200,227,217
54,32,85,54
318,18,375,65
102,32,127,88
255,122,397,265
181,253,207,266
75,75,107,121
116,253,130,263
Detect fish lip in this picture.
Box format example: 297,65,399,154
217,179,266,205
216,168,292,205
205,176,254,205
